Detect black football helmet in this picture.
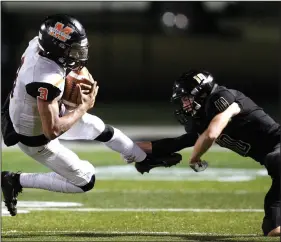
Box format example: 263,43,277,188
38,14,89,70
171,70,216,125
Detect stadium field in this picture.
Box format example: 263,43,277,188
2,144,279,242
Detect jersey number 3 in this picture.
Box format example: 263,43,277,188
38,87,49,101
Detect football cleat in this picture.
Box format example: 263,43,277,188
135,153,182,174
1,171,23,216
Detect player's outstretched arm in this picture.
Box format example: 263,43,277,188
190,102,241,165
137,132,198,156
132,133,197,174
38,81,99,140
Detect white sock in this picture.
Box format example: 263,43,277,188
19,172,84,193
104,127,147,163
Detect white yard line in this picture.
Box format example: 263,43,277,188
0,165,267,182
95,166,267,182
22,189,264,194
1,230,260,237
2,201,264,216
3,207,264,212
92,189,263,194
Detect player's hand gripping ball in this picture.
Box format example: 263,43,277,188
62,67,94,110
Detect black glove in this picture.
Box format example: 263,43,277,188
135,153,182,174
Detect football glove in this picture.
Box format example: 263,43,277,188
135,153,182,174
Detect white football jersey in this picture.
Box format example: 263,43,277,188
9,36,66,136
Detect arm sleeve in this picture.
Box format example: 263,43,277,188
26,82,61,101
25,71,65,101
205,90,235,119
151,132,198,156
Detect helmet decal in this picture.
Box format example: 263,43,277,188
171,70,216,124
193,73,206,83
48,22,74,42
39,15,88,70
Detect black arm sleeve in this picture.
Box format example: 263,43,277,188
151,132,198,156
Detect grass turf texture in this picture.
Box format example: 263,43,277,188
2,149,278,241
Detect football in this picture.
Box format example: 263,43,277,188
62,67,93,109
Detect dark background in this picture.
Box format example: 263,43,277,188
2,2,280,125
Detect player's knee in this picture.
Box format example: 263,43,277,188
82,114,114,142
76,161,96,192
267,226,280,237
79,174,96,192
82,114,106,138
262,215,281,236
94,124,114,142
262,218,271,236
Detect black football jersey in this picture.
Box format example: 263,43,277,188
189,85,280,164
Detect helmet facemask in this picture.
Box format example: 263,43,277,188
172,93,202,125
181,95,202,117
63,40,89,71
172,80,210,126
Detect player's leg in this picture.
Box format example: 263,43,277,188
17,139,96,191
60,113,182,172
262,144,280,236
59,113,147,162
2,139,95,216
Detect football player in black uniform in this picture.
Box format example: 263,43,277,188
135,70,280,237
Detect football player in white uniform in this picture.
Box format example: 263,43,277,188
1,14,181,216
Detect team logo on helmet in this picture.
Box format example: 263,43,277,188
193,73,213,85
48,22,74,42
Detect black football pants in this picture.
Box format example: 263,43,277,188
262,143,280,236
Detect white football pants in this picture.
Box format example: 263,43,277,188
17,113,105,187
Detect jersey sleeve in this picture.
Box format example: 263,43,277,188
25,72,65,102
205,89,235,119
151,132,198,156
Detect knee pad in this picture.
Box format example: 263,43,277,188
262,218,272,236
94,124,114,142
262,213,281,236
79,174,96,192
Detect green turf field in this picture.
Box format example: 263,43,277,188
1,147,279,241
